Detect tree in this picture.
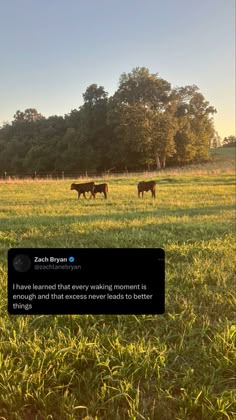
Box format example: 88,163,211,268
223,135,236,147
13,108,44,124
79,84,112,170
211,131,222,148
116,67,171,107
83,84,108,106
150,104,178,169
173,86,216,163
108,67,173,170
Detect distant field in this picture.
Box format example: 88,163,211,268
211,146,236,156
0,167,235,418
209,146,236,169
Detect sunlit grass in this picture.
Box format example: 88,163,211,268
0,171,235,419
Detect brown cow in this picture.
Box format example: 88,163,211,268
93,183,108,199
70,182,95,199
137,181,156,198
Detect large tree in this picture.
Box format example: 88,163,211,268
173,86,216,163
79,84,112,170
108,67,175,169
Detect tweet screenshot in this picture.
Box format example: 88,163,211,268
8,248,165,315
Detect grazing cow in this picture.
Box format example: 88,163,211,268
137,180,156,198
93,183,108,199
70,182,95,199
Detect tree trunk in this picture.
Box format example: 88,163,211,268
155,154,161,170
161,155,166,169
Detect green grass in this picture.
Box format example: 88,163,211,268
210,146,235,156
0,171,235,419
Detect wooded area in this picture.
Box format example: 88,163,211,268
0,67,218,174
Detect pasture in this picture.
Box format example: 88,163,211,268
0,169,235,419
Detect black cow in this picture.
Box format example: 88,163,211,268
70,182,95,199
137,180,156,198
93,183,108,199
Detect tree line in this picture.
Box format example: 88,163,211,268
0,67,219,175
222,136,236,147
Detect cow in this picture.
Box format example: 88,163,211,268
70,182,95,199
137,180,156,198
93,183,108,199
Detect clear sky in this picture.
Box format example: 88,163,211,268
0,0,235,139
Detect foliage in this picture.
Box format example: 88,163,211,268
0,68,218,174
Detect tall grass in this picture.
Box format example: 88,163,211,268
0,170,235,419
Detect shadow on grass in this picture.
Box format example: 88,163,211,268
0,214,233,252
0,203,235,230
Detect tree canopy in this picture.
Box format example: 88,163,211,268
0,67,218,175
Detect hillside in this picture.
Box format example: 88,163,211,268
210,146,235,166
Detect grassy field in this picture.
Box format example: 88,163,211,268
0,159,235,419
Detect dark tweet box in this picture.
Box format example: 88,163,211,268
8,248,165,315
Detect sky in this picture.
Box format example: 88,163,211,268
0,0,235,139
